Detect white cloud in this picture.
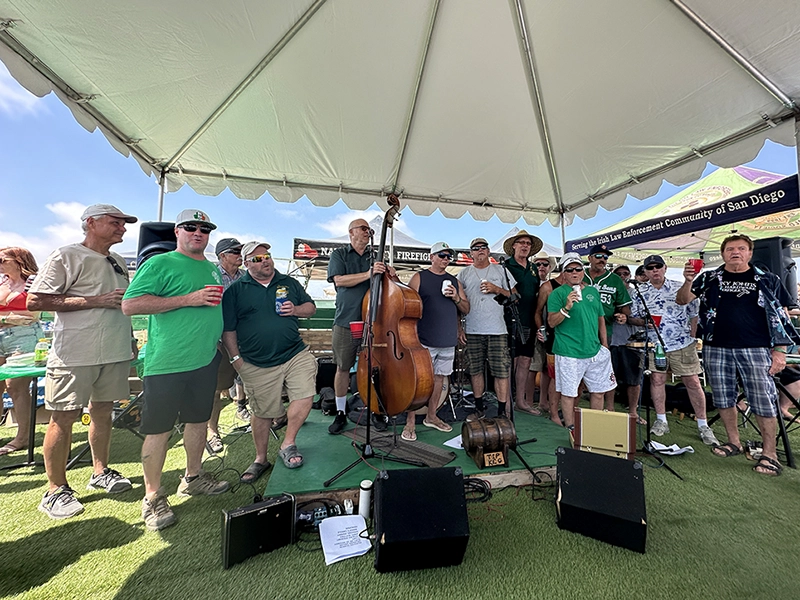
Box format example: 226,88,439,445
0,64,44,116
275,208,301,219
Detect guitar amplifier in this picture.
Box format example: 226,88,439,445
572,408,636,460
221,493,295,569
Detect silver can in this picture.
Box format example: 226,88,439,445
572,284,582,301
538,325,547,342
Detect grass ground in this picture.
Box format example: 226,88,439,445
1,401,799,600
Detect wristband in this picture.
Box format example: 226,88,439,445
454,297,461,305
560,308,571,318
773,347,787,354
229,355,241,363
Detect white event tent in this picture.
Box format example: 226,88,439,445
2,1,800,239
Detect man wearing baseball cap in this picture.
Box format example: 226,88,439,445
28,204,138,519
123,209,228,531
629,254,720,446
547,252,616,429
205,237,248,455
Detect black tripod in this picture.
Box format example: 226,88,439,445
323,229,422,488
630,281,683,480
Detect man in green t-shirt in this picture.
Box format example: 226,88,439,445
547,253,616,429
222,241,317,479
122,209,228,532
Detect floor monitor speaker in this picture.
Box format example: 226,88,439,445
373,467,469,572
137,221,177,266
556,447,647,553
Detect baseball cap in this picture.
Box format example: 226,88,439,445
469,237,489,249
430,242,454,256
241,241,271,257
215,238,243,255
175,209,217,230
559,252,584,269
643,254,665,267
81,204,137,223
588,244,613,256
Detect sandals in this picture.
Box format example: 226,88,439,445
0,443,25,456
753,455,783,477
422,418,452,433
711,442,743,458
240,461,271,483
278,445,304,469
514,404,542,416
401,428,417,442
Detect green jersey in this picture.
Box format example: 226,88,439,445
583,270,631,339
547,284,603,359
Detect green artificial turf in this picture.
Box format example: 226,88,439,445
1,403,799,600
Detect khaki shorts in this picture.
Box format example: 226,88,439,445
216,355,237,391
238,349,318,419
45,360,131,411
649,341,701,377
332,325,360,371
530,338,546,372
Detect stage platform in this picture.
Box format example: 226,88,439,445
264,408,570,502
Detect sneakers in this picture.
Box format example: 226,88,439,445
207,434,224,454
38,485,85,520
650,420,670,437
142,489,176,531
328,411,347,435
372,413,388,432
176,470,230,497
465,409,485,423
86,468,132,494
699,425,720,446
236,405,251,421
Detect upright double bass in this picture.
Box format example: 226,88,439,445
356,195,434,416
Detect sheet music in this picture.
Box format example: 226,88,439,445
319,515,372,565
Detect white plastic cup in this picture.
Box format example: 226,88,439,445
572,284,582,301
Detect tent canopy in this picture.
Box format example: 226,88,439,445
565,167,800,267
2,1,800,226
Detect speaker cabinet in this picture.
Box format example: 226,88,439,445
315,358,336,393
137,221,177,266
752,236,797,306
373,467,469,572
556,447,647,553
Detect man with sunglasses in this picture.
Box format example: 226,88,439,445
583,245,632,346
502,231,543,415
457,237,517,418
123,209,229,531
326,218,392,435
547,253,616,429
629,255,719,446
28,204,138,519
222,242,317,478
401,242,469,441
532,253,566,425
205,237,249,455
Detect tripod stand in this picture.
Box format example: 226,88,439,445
630,281,683,480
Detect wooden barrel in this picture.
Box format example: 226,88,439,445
461,417,517,454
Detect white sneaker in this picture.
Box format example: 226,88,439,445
87,468,132,493
699,425,720,446
39,486,85,520
650,420,670,437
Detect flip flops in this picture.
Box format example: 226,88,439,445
240,461,271,483
0,443,25,456
401,428,417,442
514,404,542,416
278,445,304,469
711,442,743,458
753,455,783,477
422,418,452,433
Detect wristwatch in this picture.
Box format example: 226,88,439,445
229,355,241,363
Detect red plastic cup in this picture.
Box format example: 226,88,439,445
205,284,223,306
689,259,704,274
350,321,365,341
650,315,662,327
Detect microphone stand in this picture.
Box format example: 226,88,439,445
630,280,683,480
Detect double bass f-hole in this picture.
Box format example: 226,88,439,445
386,330,404,361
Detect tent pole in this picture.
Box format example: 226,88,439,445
559,214,566,252
157,170,166,221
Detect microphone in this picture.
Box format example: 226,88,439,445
631,279,640,287
499,256,505,265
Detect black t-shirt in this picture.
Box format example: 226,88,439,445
709,268,770,348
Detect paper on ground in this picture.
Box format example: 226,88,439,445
319,515,371,565
444,434,463,449
650,440,695,455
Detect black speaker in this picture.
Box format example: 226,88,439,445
315,358,336,393
556,447,647,553
752,236,797,306
137,221,177,266
373,467,469,572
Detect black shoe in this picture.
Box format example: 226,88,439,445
270,414,288,431
328,411,347,435
372,414,388,432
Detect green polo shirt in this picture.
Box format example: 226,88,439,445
547,284,603,359
327,244,372,327
505,257,540,328
222,271,314,368
583,270,631,339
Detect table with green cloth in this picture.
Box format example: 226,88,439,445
0,364,45,470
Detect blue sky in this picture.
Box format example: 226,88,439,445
1,62,797,270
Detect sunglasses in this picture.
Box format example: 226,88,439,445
563,266,584,273
179,223,213,234
644,264,663,271
247,253,272,263
616,271,631,277
470,245,489,251
435,252,453,260
350,225,374,234
592,253,609,260
106,256,128,279
221,249,241,255
534,261,550,268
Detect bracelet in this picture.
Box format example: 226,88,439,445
560,308,571,318
773,347,787,354
229,355,241,364
454,297,461,305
